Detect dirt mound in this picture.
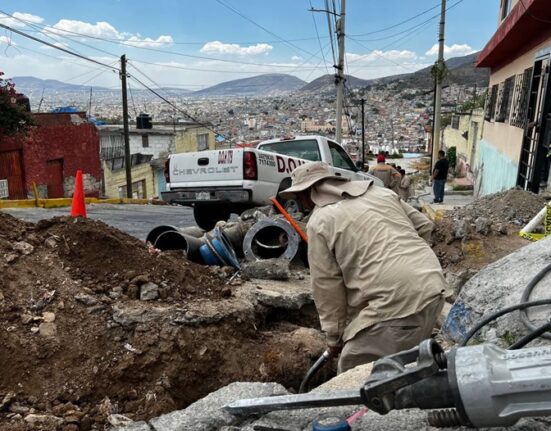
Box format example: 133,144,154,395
453,188,546,226
431,189,540,271
0,213,325,431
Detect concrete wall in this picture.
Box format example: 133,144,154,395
444,109,484,181
475,138,518,195
174,127,216,153
15,113,101,198
128,132,174,159
102,161,155,199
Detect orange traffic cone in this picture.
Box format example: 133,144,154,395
70,170,87,218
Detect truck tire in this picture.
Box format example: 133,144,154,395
193,204,230,231
277,179,304,214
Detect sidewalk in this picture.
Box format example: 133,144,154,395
416,185,475,220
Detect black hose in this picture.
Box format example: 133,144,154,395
509,320,551,350
519,262,551,340
460,299,551,346
299,350,331,394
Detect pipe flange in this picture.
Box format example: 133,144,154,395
242,218,300,262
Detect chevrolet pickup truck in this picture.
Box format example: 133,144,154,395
162,135,382,230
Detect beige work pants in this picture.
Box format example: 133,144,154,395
337,296,444,374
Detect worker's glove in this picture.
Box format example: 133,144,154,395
327,344,343,359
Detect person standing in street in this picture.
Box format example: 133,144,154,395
368,154,401,194
398,169,411,201
432,150,449,204
279,162,446,374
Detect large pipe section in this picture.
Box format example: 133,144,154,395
242,218,300,262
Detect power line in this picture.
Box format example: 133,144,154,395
214,0,322,61
349,2,441,37
0,22,120,72
325,0,337,65
309,0,330,75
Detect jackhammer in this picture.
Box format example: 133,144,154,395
225,338,551,428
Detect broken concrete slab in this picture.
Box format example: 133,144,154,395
442,235,551,347
241,258,291,281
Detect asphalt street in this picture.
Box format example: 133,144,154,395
2,204,196,240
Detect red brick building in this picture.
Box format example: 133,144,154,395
0,112,101,199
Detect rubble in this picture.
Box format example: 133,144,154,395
0,212,326,430
241,258,291,280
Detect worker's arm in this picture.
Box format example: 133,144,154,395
432,169,439,179
307,226,348,348
400,199,434,242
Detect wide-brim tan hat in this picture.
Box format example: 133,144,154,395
278,161,348,199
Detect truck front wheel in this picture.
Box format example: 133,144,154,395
193,204,230,231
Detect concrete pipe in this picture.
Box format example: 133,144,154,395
145,225,178,245
153,230,205,264
242,218,300,262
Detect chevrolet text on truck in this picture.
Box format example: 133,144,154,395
162,136,382,230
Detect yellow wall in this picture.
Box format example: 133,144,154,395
444,109,484,166
174,127,216,153
103,161,155,199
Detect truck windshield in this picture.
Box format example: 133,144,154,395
258,139,321,162
328,141,357,171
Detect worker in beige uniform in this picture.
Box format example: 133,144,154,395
368,154,401,194
280,162,446,373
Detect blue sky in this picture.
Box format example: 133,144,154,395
0,0,499,89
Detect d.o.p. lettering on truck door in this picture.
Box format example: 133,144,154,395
276,155,306,174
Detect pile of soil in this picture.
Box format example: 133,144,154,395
432,189,543,271
452,188,546,226
0,214,324,431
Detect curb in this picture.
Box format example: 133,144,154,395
0,197,159,209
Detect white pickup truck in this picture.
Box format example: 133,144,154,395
162,135,382,230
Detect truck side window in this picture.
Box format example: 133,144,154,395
328,142,357,171
258,139,321,161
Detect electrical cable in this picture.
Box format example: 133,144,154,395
325,0,337,66
460,299,551,347
214,0,321,61
519,262,551,340
0,22,119,72
508,320,551,350
310,0,330,75
348,2,441,37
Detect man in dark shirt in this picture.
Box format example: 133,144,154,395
432,150,449,204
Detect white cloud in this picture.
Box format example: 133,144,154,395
291,55,302,61
0,12,44,28
0,36,16,46
40,41,69,50
200,41,273,56
425,43,476,57
347,49,418,63
50,19,120,39
123,35,174,47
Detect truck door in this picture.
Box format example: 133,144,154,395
327,141,361,180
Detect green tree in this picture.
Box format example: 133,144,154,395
0,72,33,136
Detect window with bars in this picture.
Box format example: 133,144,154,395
496,76,515,123
510,67,533,128
485,84,498,122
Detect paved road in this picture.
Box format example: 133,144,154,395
2,204,196,240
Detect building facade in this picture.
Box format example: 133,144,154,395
173,125,216,153
476,0,551,195
0,112,101,199
443,109,484,184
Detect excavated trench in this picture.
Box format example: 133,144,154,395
0,213,329,430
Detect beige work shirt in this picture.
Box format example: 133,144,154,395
368,164,401,193
307,181,446,347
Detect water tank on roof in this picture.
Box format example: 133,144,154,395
136,113,152,129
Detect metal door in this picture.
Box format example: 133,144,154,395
0,150,26,199
46,159,65,198
517,56,551,193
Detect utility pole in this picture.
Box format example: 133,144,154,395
432,0,446,170
390,118,395,154
120,54,132,198
335,0,346,143
360,98,365,167
88,87,93,116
